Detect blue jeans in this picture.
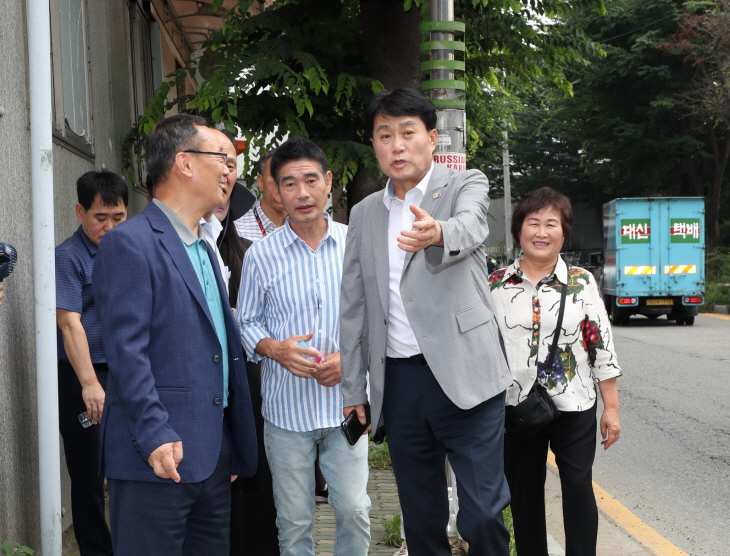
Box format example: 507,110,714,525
264,420,371,556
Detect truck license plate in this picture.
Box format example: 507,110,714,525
647,299,673,306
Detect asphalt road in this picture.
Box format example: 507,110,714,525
592,313,730,556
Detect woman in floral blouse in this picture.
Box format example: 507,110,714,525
489,187,621,556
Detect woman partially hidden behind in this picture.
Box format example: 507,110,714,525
489,187,622,556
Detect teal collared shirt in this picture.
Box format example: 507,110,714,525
153,199,229,407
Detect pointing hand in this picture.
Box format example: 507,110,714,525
398,205,443,253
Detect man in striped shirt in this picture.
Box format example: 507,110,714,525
233,149,287,242
236,137,371,556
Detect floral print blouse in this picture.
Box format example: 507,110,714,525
489,256,621,412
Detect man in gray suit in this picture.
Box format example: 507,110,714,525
340,88,513,556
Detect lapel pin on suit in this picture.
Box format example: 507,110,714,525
433,193,441,199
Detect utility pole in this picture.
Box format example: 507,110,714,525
503,130,514,263
421,0,464,540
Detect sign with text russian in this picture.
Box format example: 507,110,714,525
433,153,466,171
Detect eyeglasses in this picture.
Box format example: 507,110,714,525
182,150,228,165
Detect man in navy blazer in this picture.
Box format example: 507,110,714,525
93,114,257,555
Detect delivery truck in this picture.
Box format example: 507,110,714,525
601,197,705,326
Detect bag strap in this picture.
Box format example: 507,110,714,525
543,277,568,380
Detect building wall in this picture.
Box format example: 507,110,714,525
51,0,143,537
0,0,245,548
0,0,42,547
53,0,137,241
484,193,511,253
0,0,140,548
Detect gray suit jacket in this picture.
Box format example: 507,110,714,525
340,163,512,434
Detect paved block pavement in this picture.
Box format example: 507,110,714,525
315,469,403,556
315,465,654,556
61,468,406,556
62,464,653,555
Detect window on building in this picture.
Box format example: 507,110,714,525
129,1,153,124
127,0,154,193
50,0,93,154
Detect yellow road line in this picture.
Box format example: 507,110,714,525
547,451,688,555
700,312,730,321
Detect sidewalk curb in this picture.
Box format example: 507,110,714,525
547,532,565,556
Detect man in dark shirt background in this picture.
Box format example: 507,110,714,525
56,170,128,556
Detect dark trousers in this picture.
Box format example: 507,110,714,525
230,361,280,556
58,360,113,556
383,357,511,556
108,425,232,556
504,403,598,556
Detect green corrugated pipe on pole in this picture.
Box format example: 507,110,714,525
421,0,467,172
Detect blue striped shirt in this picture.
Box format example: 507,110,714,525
236,215,347,432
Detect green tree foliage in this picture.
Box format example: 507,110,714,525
126,0,382,192
505,89,593,201
457,0,604,96
124,0,605,207
0,541,33,556
659,0,730,248
507,0,730,248
511,0,694,199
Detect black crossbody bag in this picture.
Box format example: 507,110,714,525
505,280,567,440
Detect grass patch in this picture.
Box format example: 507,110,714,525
382,508,517,553
1,542,34,556
702,280,730,312
702,248,730,312
503,506,518,556
368,439,392,469
382,513,403,547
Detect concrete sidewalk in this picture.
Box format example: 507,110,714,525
544,462,652,556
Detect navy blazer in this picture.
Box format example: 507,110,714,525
93,202,257,483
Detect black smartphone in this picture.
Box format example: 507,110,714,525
341,404,371,446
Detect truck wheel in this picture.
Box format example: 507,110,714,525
610,311,620,325
684,316,695,326
676,316,685,325
608,299,627,326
